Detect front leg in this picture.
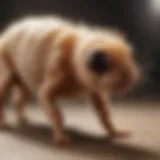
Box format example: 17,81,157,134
38,76,70,146
38,31,77,146
89,92,130,138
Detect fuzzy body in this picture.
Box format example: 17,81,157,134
0,16,139,145
0,18,66,92
0,16,138,97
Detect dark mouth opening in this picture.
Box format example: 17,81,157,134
87,50,109,74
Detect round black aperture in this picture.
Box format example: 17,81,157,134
87,50,109,74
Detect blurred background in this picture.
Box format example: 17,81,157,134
0,1,160,160
1,0,160,101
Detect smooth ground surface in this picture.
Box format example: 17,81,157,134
0,102,160,160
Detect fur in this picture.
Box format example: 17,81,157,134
0,15,139,146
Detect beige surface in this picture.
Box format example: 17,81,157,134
0,102,160,160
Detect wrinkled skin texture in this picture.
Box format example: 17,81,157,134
0,16,139,146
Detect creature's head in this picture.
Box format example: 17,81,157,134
73,30,139,93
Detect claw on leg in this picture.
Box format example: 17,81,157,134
109,129,131,138
54,133,70,147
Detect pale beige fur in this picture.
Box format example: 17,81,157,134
0,16,139,146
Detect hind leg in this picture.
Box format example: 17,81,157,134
11,83,29,126
0,63,14,128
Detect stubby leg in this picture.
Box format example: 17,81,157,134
11,84,29,125
0,62,13,128
38,77,69,146
89,92,130,138
37,32,76,145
